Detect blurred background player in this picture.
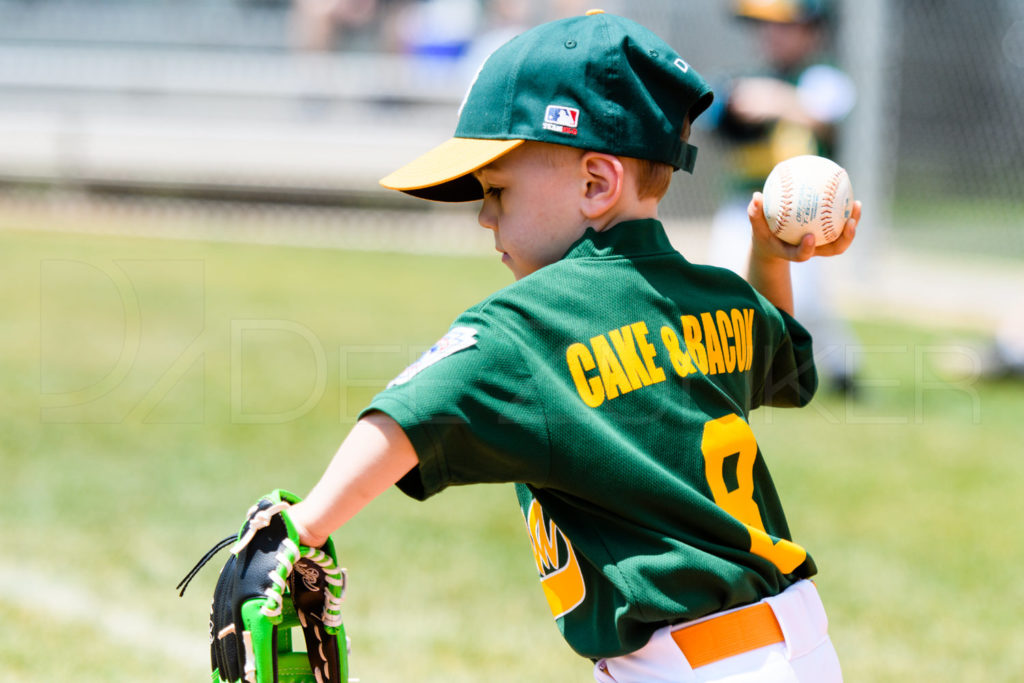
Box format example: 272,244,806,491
954,311,1024,380
290,0,382,53
290,0,482,57
706,0,860,397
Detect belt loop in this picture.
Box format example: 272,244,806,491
764,580,829,660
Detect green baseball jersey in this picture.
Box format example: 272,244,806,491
363,219,818,659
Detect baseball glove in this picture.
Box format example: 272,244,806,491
178,490,349,683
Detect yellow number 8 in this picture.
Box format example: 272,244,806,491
701,414,807,574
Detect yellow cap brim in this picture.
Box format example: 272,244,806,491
379,137,525,202
734,0,802,23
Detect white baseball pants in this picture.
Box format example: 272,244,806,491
593,580,842,683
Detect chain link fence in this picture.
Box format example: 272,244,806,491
887,0,1024,258
0,0,1021,258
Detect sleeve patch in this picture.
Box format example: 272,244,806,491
387,326,479,388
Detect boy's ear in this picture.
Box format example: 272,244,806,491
579,152,625,219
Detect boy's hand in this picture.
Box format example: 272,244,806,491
744,192,860,315
748,191,860,264
179,490,349,683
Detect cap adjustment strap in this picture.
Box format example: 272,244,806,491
675,143,699,174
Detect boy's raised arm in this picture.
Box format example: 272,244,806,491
288,411,419,548
744,192,861,315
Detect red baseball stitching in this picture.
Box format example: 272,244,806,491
820,169,843,242
774,168,794,236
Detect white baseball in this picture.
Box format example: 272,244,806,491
762,155,854,246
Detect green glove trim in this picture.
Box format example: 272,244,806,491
185,489,351,683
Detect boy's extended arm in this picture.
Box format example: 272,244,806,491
288,411,419,548
745,192,860,315
728,77,830,137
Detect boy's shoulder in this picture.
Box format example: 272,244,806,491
462,235,769,327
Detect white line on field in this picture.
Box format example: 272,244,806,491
0,565,207,672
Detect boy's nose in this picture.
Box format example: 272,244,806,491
477,203,497,231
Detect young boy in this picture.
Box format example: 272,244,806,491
288,10,858,682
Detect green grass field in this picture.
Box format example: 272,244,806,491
2,223,1023,682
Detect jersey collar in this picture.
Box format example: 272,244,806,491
562,218,675,261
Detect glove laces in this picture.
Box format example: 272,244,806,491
175,500,290,597
176,535,235,597
231,502,291,554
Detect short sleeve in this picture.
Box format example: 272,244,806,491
752,307,818,409
361,312,551,501
797,64,856,124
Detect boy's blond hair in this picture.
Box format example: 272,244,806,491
633,159,674,200
536,143,674,202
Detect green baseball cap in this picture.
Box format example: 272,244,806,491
379,9,714,202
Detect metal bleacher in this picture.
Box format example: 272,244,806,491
0,0,468,205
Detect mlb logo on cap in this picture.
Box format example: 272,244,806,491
543,105,580,136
